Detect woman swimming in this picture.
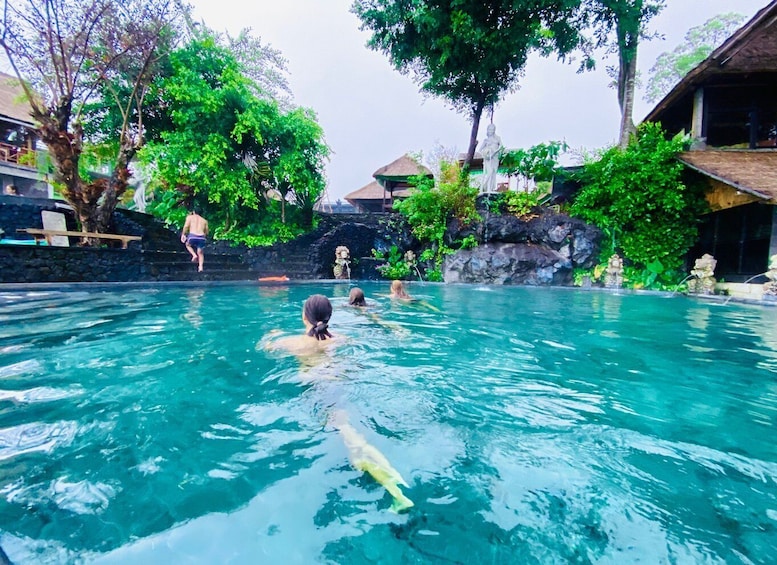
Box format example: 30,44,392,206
265,294,414,512
265,294,338,360
389,280,410,299
348,287,367,307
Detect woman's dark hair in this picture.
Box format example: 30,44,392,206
349,287,366,306
304,294,333,340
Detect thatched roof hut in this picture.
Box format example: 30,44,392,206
345,154,431,212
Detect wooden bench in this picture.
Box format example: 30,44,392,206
17,228,142,249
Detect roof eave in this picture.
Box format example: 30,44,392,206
644,0,777,124
678,155,772,200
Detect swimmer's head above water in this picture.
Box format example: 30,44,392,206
303,294,333,340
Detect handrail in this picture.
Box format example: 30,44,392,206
0,142,36,168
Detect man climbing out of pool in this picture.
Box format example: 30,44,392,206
181,207,208,272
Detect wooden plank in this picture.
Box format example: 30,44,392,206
17,228,142,249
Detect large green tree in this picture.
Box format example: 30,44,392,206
351,0,583,167
645,13,745,103
0,0,184,238
583,0,664,148
145,37,328,241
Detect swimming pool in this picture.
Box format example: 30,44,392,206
0,282,775,563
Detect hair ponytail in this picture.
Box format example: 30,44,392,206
303,294,333,340
307,320,332,340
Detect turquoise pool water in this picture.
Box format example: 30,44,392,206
0,282,775,563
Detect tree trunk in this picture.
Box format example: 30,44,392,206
618,52,638,148
96,141,135,233
463,96,487,170
616,22,638,149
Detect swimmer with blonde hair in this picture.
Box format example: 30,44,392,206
389,280,410,299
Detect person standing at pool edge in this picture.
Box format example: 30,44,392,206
181,208,208,272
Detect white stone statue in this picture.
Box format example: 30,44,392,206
133,183,147,213
478,123,503,194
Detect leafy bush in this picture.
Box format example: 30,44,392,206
502,191,540,218
501,141,567,190
373,246,412,279
570,122,708,279
393,163,480,278
396,166,480,245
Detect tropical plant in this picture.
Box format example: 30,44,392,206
373,246,412,280
570,122,708,282
393,164,480,278
142,36,328,243
501,141,568,190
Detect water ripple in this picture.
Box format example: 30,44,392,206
0,421,78,461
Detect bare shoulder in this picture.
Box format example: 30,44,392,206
266,333,342,355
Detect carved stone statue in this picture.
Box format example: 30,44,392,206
604,253,624,288
333,245,351,279
687,253,717,295
478,123,503,194
763,254,777,298
133,184,147,213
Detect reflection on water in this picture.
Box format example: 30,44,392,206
0,284,775,563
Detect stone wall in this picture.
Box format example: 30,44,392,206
0,246,145,283
1,196,602,285
0,197,174,283
442,201,601,285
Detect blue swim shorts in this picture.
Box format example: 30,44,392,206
187,235,206,250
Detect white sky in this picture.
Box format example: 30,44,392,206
190,0,769,202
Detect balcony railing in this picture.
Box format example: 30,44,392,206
0,142,36,168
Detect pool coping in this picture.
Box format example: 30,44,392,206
1,279,776,307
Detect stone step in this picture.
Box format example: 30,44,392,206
150,269,259,282
146,257,247,269
142,250,246,263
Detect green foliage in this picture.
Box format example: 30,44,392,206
425,268,444,282
373,246,412,280
395,172,479,245
352,0,584,161
147,189,188,227
141,36,328,245
460,235,479,249
570,122,708,275
394,171,480,278
487,190,542,217
581,0,665,146
501,141,568,189
645,13,745,103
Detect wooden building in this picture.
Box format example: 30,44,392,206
345,154,432,213
0,73,49,197
644,0,777,281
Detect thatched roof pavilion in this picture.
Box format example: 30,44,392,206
345,154,432,212
641,0,777,282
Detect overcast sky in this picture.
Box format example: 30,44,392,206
191,0,769,203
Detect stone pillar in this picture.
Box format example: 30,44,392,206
770,207,777,259
692,87,705,141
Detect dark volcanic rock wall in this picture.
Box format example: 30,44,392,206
443,202,601,285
